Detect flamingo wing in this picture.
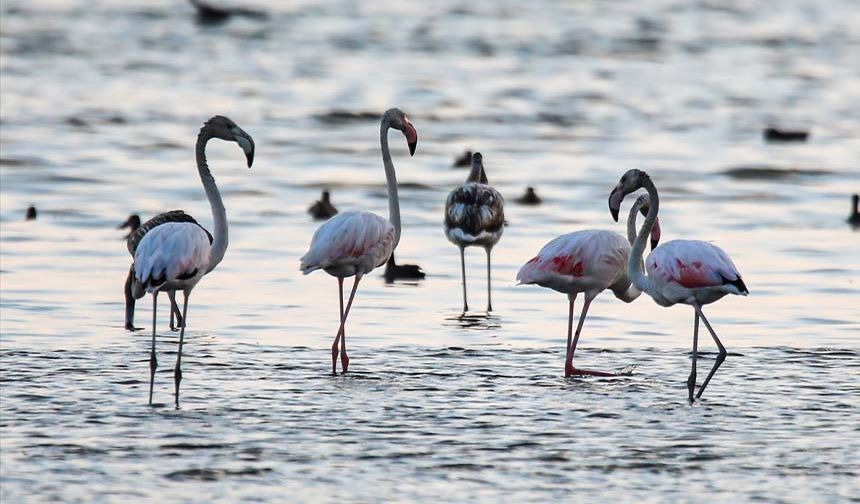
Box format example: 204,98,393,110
133,222,211,292
647,239,746,291
126,210,213,255
445,183,505,244
517,230,629,292
300,211,395,276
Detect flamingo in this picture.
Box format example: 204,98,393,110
119,211,212,331
516,194,659,377
444,152,505,312
608,169,748,402
133,115,254,406
300,108,417,374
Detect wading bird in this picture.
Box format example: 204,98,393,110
133,116,254,406
444,152,504,312
300,108,417,374
609,169,748,402
517,194,659,377
119,212,212,331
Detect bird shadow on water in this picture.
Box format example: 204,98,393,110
442,312,502,330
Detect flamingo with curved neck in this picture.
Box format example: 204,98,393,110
609,169,748,401
516,194,656,377
300,108,417,374
133,115,254,406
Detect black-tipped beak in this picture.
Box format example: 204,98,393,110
245,149,254,168
231,128,255,168
608,185,624,222
408,140,417,156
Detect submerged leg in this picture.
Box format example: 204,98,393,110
695,306,727,399
566,297,615,377
148,291,159,405
459,247,468,312
336,276,361,374
688,310,700,403
331,277,345,374
124,266,137,331
173,291,190,408
485,247,493,312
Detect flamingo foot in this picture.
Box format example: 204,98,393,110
567,366,618,378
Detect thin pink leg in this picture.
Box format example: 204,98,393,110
566,297,616,377
335,276,361,374
564,298,575,377
331,278,345,374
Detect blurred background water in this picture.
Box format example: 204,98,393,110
1,0,858,502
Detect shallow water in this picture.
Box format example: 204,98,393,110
1,0,859,502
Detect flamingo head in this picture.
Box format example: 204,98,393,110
202,115,256,168
118,214,141,232
609,168,650,221
385,108,418,156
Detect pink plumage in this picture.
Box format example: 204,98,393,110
300,211,395,277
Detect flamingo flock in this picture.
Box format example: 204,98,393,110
127,109,750,407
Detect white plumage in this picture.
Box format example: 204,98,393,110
134,222,211,292
300,211,395,278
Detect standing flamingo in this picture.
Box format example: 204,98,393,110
300,108,417,374
444,152,505,312
133,115,254,406
608,169,748,401
119,211,212,331
517,194,659,377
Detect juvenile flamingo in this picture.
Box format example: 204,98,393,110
119,211,212,331
444,152,505,312
133,116,254,406
608,169,748,401
300,108,417,374
517,194,659,377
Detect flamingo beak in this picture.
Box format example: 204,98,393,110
404,121,418,156
231,127,255,168
608,184,624,222
650,217,661,250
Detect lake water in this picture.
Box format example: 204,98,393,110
1,0,858,502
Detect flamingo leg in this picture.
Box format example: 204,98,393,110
124,266,137,331
148,291,159,405
336,276,361,374
331,277,345,375
695,306,727,399
485,247,493,312
564,297,575,377
459,247,468,312
687,310,700,403
565,297,615,377
168,291,183,331
173,290,190,408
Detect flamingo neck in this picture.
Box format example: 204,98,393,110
629,177,659,295
380,116,401,249
195,129,228,273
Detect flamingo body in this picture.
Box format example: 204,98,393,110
644,239,748,307
300,211,395,278
134,222,211,293
517,230,632,299
444,182,504,248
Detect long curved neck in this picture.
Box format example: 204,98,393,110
380,117,401,249
629,178,659,294
196,130,228,273
626,201,642,245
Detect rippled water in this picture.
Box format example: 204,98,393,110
1,0,859,501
